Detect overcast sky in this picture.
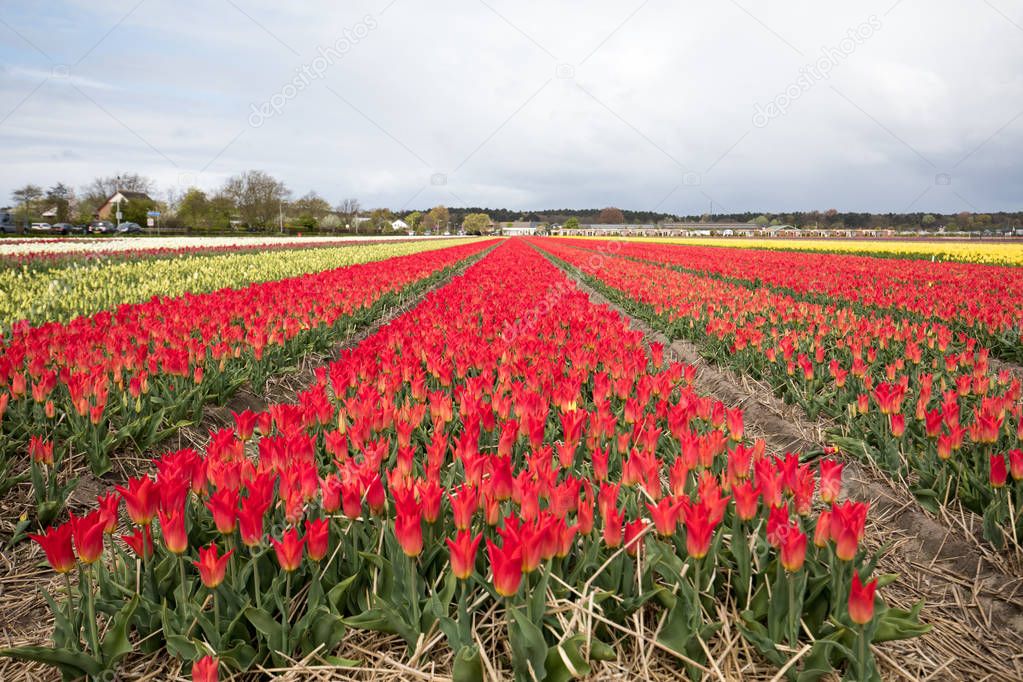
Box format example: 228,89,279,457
1,0,1021,215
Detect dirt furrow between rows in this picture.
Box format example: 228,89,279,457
543,254,1023,681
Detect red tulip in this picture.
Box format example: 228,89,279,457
206,488,238,535
991,453,1008,488
813,510,832,548
193,543,232,588
602,505,624,549
848,571,878,625
238,496,267,547
97,492,120,534
121,525,153,558
889,413,906,438
192,654,219,682
271,528,305,571
28,435,53,466
1009,449,1023,481
779,526,807,572
448,484,479,531
818,460,843,504
683,500,718,560
158,507,188,555
624,519,646,557
70,511,105,564
486,538,522,598
725,407,744,441
732,480,760,521
646,497,682,537
115,476,159,526
830,500,867,561
394,512,423,557
28,523,75,574
304,518,330,562
446,529,482,580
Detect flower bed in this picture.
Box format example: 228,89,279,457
4,240,926,681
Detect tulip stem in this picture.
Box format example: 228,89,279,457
283,572,292,649
83,564,100,657
178,555,187,607
62,571,74,633
213,588,221,638
253,552,262,610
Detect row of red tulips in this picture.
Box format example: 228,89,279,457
537,238,1023,552
5,240,927,681
557,238,1023,355
3,240,494,529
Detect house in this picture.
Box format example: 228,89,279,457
96,190,153,220
391,219,409,231
501,221,538,236
41,206,59,220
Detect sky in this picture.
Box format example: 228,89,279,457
1,0,1021,215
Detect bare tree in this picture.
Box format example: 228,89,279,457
336,198,360,233
596,207,625,224
219,170,290,229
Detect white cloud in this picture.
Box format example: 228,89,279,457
0,0,1020,213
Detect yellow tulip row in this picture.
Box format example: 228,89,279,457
567,236,1023,266
0,239,477,330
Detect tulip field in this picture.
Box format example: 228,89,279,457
3,236,1023,681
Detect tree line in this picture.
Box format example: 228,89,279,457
8,171,1021,233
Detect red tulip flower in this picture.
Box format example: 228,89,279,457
28,523,75,574
731,480,760,521
646,497,681,537
486,538,522,598
725,407,744,441
779,527,807,572
192,655,219,682
1009,449,1023,482
115,476,159,526
683,501,717,560
70,511,106,564
848,571,878,625
28,435,53,466
991,453,1008,488
889,413,906,438
121,525,154,558
446,529,482,580
158,507,188,555
271,528,306,571
304,518,330,562
238,496,267,547
97,492,120,534
818,460,843,504
624,519,646,557
814,510,832,548
394,513,423,557
206,488,239,535
193,543,233,588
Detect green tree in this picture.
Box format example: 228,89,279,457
422,205,449,233
11,184,43,230
461,213,492,234
176,188,210,231
563,217,580,230
921,214,936,229
404,211,422,233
